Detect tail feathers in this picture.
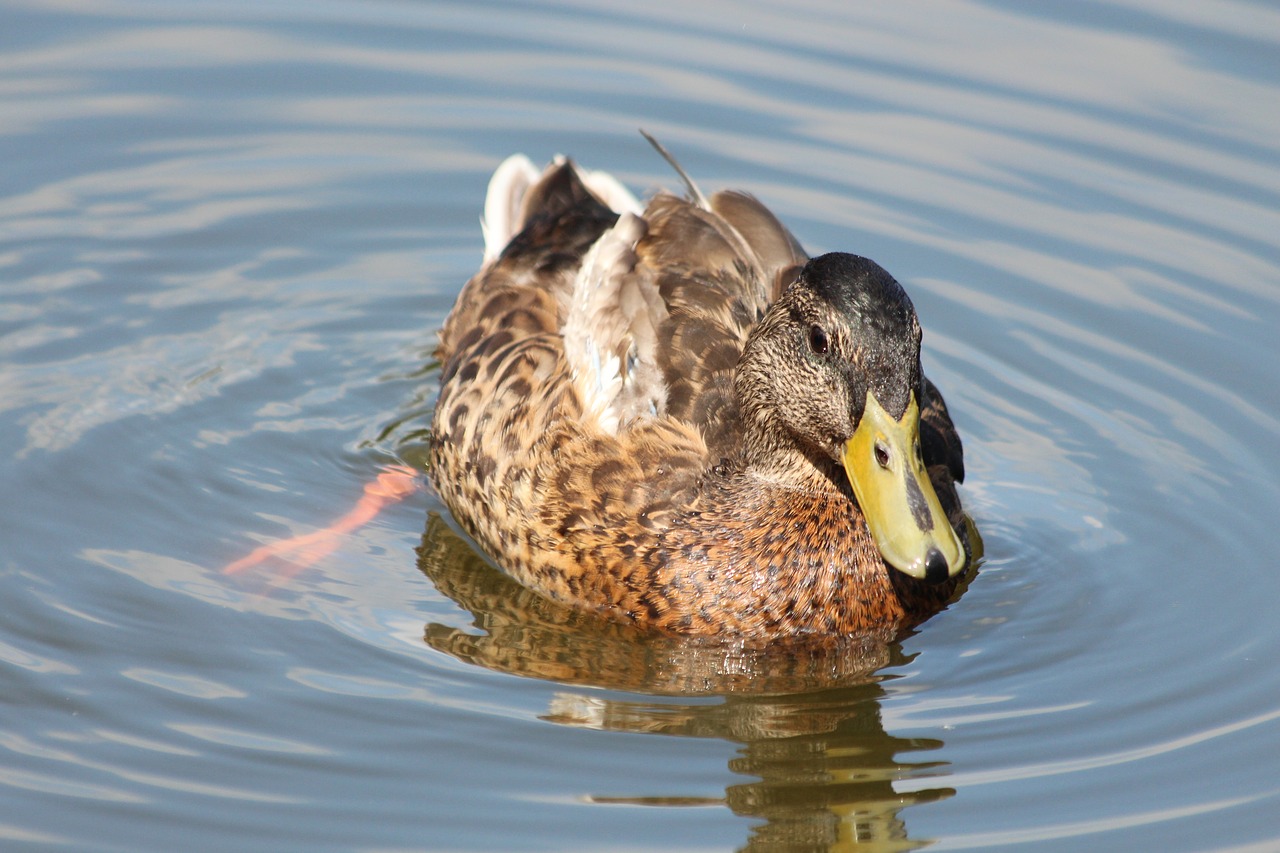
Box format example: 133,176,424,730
481,155,642,264
577,167,643,218
481,154,539,263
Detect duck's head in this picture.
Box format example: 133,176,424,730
737,252,966,583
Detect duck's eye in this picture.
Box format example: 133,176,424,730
807,325,829,356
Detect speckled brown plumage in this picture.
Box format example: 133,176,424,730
430,156,978,637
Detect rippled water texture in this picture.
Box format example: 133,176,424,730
2,1,1279,850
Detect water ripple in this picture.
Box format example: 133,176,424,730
1,1,1278,850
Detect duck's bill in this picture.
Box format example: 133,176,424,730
843,392,966,583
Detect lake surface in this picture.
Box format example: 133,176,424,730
2,1,1279,850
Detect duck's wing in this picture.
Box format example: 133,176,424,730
920,375,965,484
633,190,807,459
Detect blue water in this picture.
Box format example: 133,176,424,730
2,1,1279,850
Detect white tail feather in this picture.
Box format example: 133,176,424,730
579,168,643,217
482,155,643,264
481,154,539,263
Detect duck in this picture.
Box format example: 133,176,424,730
430,137,980,637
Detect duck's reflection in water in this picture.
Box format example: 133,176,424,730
419,513,953,852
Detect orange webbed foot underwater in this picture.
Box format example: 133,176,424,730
223,465,420,581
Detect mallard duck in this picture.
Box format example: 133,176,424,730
430,141,979,637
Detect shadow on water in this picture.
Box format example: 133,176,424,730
418,513,955,852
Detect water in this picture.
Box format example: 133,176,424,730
2,1,1278,849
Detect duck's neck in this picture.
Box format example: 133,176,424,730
736,419,850,497
732,333,853,497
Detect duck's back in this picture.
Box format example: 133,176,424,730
431,157,810,611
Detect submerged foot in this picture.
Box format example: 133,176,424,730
223,465,420,581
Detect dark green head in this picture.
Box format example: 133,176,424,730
738,252,924,448
797,252,922,420
736,252,964,582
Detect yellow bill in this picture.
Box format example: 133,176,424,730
843,391,966,583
